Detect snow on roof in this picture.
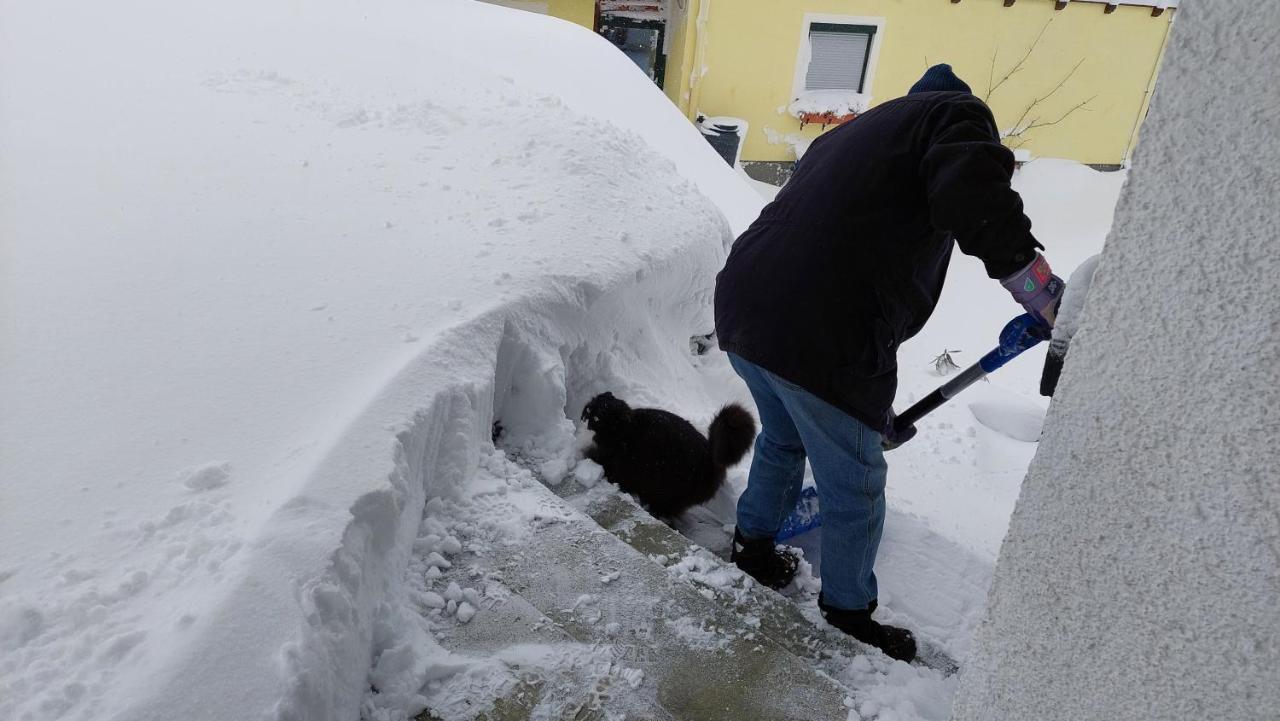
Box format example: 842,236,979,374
0,1,759,720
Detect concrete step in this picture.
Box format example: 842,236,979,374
414,455,853,721
548,474,959,677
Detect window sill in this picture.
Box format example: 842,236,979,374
797,110,858,129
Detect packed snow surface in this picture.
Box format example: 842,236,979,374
1,0,1127,717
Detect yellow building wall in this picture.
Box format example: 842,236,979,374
663,0,703,109
679,0,1172,165
547,0,595,29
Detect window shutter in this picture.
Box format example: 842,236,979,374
805,28,873,92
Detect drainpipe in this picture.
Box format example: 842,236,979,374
688,0,711,118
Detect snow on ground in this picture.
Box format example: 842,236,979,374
0,0,1125,717
0,2,755,720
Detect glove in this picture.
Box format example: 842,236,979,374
1001,253,1065,326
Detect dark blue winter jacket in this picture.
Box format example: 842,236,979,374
715,91,1041,432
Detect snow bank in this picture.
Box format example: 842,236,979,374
0,2,756,720
952,1,1280,718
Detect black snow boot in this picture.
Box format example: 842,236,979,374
730,527,798,590
818,593,917,663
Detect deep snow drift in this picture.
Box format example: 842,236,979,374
952,1,1280,719
1,0,1128,718
0,2,756,720
347,157,1127,721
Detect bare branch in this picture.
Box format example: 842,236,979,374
1005,57,1087,137
1014,96,1096,136
988,19,1053,101
985,47,999,102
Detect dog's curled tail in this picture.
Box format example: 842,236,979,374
708,403,757,468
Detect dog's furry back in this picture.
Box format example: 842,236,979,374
581,392,757,519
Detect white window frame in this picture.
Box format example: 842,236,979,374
792,14,887,101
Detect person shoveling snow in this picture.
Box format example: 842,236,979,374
714,64,1065,663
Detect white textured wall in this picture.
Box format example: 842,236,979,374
951,1,1280,719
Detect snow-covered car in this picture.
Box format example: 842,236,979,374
0,2,759,720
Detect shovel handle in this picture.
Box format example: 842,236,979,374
891,314,1049,436
893,362,987,433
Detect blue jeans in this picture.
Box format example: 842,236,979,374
728,353,888,611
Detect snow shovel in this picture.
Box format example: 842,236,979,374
775,313,1050,542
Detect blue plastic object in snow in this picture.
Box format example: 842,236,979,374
774,313,1049,542
775,486,821,542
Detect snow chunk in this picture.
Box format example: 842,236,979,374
539,458,568,485
667,551,756,603
443,582,463,603
573,459,605,487
618,667,644,689
439,536,463,556
843,654,958,720
180,462,232,491
667,616,727,651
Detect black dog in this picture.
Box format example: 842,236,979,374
580,392,756,518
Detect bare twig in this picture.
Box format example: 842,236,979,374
985,48,999,102
987,19,1053,102
1004,58,1087,137
1014,95,1096,136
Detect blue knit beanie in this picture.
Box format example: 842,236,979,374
909,64,972,95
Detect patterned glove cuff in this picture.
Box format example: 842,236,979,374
1001,254,1064,324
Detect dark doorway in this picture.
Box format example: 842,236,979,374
598,15,666,89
